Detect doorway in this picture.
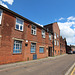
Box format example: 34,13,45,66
48,47,52,56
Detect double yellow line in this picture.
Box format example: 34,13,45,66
71,68,75,75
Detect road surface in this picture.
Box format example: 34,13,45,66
0,54,75,75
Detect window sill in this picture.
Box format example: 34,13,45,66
30,53,36,54
15,29,23,32
31,34,37,36
42,38,45,39
12,53,22,55
39,53,44,54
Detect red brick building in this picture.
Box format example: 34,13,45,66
44,22,60,56
0,5,54,64
70,45,75,52
66,45,72,53
60,36,67,54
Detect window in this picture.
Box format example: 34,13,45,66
57,34,59,38
15,18,24,31
13,40,22,53
57,41,59,46
54,33,56,39
42,30,45,38
39,47,44,53
55,40,57,45
49,33,51,40
0,10,3,24
31,25,36,35
47,28,49,32
31,43,36,53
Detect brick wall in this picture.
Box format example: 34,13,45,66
44,22,60,56
60,36,66,54
53,23,60,56
0,10,53,64
0,11,25,64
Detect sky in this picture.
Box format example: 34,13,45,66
0,0,75,45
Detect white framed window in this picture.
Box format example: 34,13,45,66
13,40,22,53
57,34,59,38
55,40,57,45
31,25,36,35
31,43,36,53
49,33,51,40
57,41,59,46
54,33,56,39
47,28,49,32
0,9,3,24
42,30,45,38
15,17,24,31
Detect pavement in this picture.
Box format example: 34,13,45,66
0,54,75,75
0,54,67,71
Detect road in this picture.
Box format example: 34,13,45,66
70,67,75,75
0,54,75,75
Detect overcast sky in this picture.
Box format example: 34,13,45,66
0,0,75,45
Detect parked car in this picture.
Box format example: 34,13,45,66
68,51,73,54
73,51,75,54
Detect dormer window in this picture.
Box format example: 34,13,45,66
0,9,3,24
42,30,45,38
15,17,24,31
31,25,36,35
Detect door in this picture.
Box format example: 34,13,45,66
31,43,37,60
33,54,37,60
48,47,52,56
